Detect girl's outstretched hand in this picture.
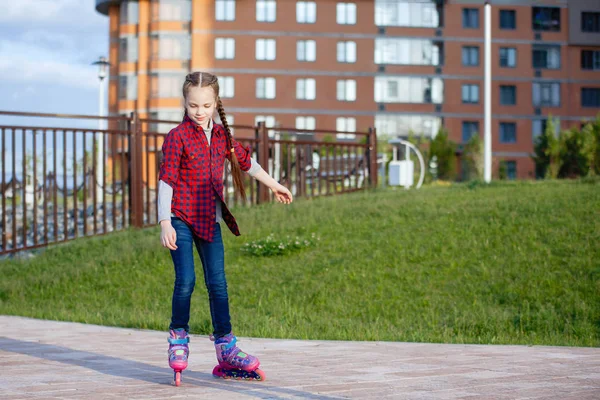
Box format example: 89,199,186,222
271,183,293,204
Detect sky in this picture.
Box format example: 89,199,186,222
0,0,109,128
0,1,109,179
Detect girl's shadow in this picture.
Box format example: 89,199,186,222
0,337,343,399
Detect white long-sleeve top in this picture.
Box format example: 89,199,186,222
157,119,263,223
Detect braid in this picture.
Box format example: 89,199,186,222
217,98,246,201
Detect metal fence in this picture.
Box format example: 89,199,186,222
0,110,377,256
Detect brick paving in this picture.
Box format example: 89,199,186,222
1,316,598,399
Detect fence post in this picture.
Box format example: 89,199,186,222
129,112,144,228
257,122,270,204
369,127,378,188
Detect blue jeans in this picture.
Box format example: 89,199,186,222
169,218,231,338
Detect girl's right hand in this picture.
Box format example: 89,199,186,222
160,221,178,250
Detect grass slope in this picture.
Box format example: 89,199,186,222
1,179,598,346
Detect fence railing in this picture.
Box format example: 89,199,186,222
0,110,377,256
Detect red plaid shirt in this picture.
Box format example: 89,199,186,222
159,115,252,241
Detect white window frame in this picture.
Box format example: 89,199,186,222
297,40,316,62
296,78,316,100
374,38,440,66
215,38,235,59
297,1,316,24
256,77,276,99
256,0,276,22
296,116,316,130
216,0,236,21
336,117,357,140
337,3,356,25
218,76,235,98
337,79,356,101
255,115,276,137
256,38,276,61
533,82,560,107
337,41,356,63
374,77,443,104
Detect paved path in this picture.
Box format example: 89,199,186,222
0,316,598,399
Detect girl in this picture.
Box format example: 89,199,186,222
157,72,293,384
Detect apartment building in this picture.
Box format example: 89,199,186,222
95,0,600,179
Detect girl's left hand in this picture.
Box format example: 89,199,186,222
270,183,293,204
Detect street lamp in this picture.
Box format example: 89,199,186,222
91,56,110,203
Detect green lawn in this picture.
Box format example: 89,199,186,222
1,179,599,347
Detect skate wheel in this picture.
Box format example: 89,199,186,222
174,371,181,386
254,368,266,381
212,365,226,379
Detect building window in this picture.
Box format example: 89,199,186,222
499,122,517,143
375,77,443,104
499,9,516,29
296,78,316,100
118,75,137,100
582,88,600,108
375,0,440,28
462,121,479,142
256,77,276,99
218,76,235,98
505,161,517,180
119,37,138,62
337,2,357,25
375,39,442,66
120,1,139,24
500,85,516,106
499,47,516,68
532,82,560,107
150,74,185,98
296,116,316,130
149,111,181,133
462,46,479,66
297,40,316,62
257,0,276,22
532,7,560,31
533,118,560,142
337,79,356,102
151,0,192,22
337,41,356,63
215,38,235,59
581,50,600,70
256,38,276,60
582,12,600,32
151,34,191,60
255,115,276,137
532,45,560,69
336,117,356,140
216,0,235,21
462,8,479,29
375,115,441,138
462,84,479,104
297,1,316,23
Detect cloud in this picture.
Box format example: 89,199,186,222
0,0,105,28
0,38,98,90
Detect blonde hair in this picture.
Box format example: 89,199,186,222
182,72,246,200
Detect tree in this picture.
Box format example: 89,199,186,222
558,128,589,178
581,115,600,176
428,128,457,181
463,134,484,181
544,117,562,179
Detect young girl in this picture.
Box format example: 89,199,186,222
157,72,293,384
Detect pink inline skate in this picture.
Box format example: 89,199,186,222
212,333,265,381
168,328,190,386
